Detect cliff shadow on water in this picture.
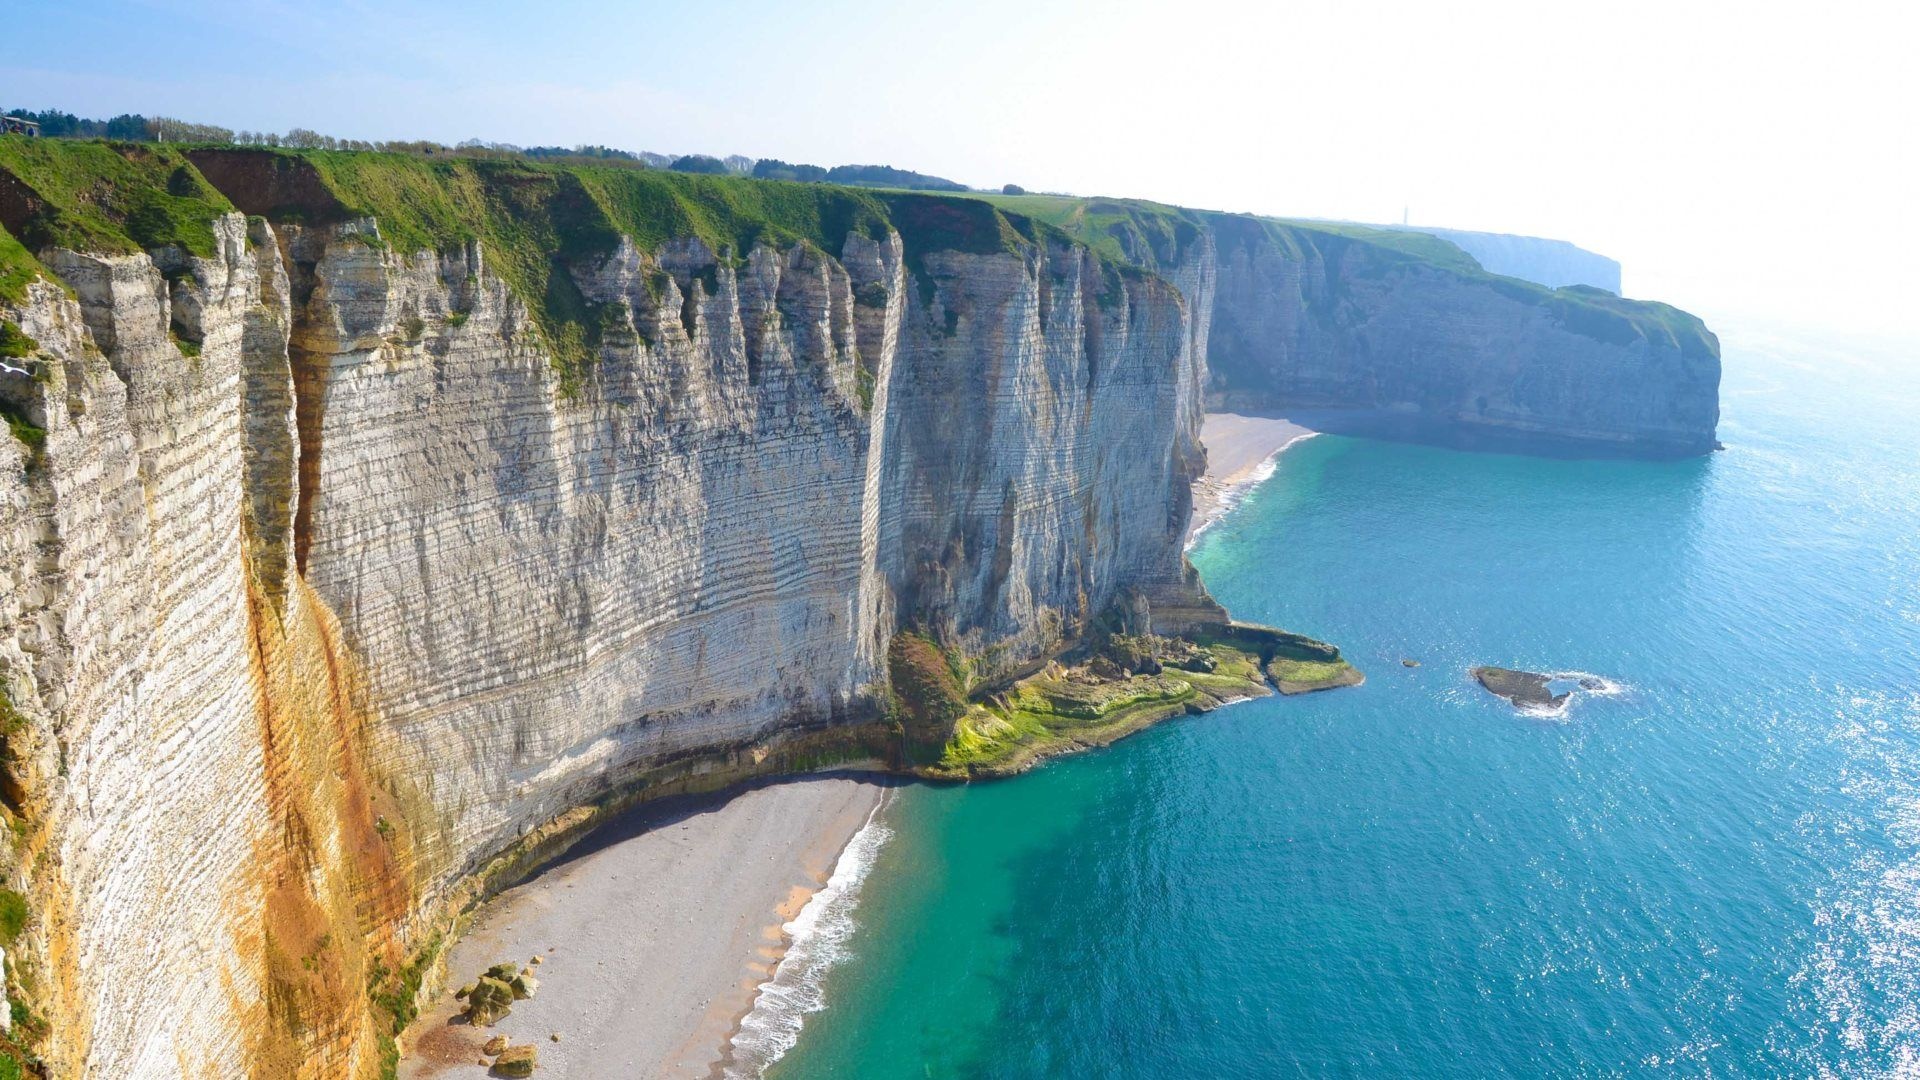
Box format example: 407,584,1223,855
1272,407,1726,461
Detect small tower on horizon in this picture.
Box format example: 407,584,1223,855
1402,205,1409,226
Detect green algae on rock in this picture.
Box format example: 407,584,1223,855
1267,655,1366,694
492,1043,538,1077
919,626,1361,780
462,975,515,1026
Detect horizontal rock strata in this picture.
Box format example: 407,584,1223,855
0,144,1715,1078
0,147,1205,1078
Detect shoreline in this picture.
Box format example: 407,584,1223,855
718,793,893,1077
1188,413,1318,546
397,775,888,1080
394,411,1334,1080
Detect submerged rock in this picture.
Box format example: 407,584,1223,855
1471,666,1568,709
483,1035,508,1056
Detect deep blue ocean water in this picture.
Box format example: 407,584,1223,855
769,327,1920,1078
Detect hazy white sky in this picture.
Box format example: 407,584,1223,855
7,0,1915,340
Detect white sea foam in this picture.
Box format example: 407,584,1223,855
723,792,892,1078
1552,670,1628,697
1508,671,1629,719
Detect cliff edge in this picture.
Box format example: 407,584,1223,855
1387,225,1623,293
970,193,1720,457
0,142,1235,1078
0,141,1712,1078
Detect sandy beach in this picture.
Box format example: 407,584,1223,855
1189,413,1318,544
399,775,887,1080
391,412,1311,1079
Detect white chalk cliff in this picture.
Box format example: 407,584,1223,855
0,152,1209,1076
0,146,1717,1077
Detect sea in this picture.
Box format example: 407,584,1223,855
753,323,1920,1078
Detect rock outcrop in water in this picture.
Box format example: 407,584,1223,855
0,142,1709,1077
1470,666,1608,710
1472,666,1568,709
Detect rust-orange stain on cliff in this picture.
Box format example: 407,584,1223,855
241,559,420,1079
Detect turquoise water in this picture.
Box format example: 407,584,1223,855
772,328,1920,1078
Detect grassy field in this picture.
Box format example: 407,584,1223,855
0,139,234,260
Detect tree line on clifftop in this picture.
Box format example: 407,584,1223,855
2,107,1033,195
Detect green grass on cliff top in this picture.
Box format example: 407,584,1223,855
972,192,1477,274
0,141,1067,368
972,192,1209,269
972,191,1715,359
290,150,912,387
179,148,1067,388
0,223,39,305
0,141,1712,364
0,139,234,262
199,148,1048,268
287,149,904,259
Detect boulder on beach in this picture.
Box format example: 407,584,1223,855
464,975,515,1025
493,1044,538,1077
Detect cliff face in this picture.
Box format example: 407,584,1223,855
0,208,415,1076
0,206,425,1077
1388,225,1623,292
973,195,1720,457
1200,217,1721,455
0,144,1722,1078
283,209,1199,905
0,146,1203,1078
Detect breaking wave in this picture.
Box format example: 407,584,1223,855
1515,671,1630,719
1186,432,1318,549
724,792,892,1078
